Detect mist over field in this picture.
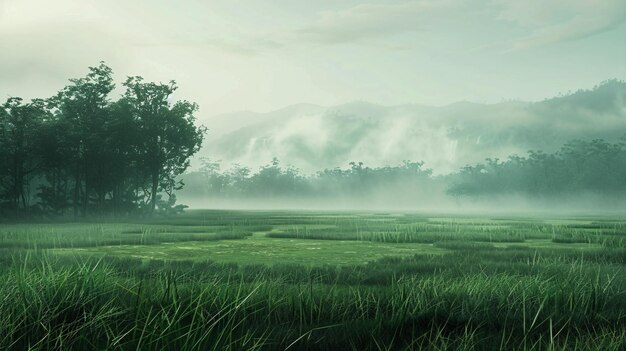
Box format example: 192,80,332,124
179,80,626,212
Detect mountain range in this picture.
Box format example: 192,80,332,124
198,80,626,174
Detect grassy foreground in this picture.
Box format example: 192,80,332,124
0,210,625,350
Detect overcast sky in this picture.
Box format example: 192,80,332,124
0,0,624,118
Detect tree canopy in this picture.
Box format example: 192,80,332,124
0,63,205,218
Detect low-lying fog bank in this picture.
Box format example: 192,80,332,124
179,193,626,216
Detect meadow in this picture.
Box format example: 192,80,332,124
0,210,625,350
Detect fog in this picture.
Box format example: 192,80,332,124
177,81,626,213
180,191,626,216
200,81,626,175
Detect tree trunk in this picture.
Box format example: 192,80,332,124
12,157,19,210
73,168,80,218
150,170,159,216
83,180,89,217
112,185,118,217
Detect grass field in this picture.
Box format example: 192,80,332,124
0,210,625,350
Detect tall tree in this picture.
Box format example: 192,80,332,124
36,112,73,215
105,99,143,215
49,62,115,216
0,97,48,211
122,77,205,215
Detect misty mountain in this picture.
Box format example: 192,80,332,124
200,80,626,174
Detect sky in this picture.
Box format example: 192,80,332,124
0,0,625,119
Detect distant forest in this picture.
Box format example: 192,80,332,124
447,138,626,198
0,63,205,217
180,137,626,202
181,159,434,200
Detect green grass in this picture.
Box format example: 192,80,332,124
56,237,447,266
0,210,624,350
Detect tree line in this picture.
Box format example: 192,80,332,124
180,137,626,202
447,138,626,198
179,158,436,200
0,63,205,218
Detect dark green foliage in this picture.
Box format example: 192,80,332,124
0,97,49,211
121,77,206,215
448,138,626,198
0,63,205,218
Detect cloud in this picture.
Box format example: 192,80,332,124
0,23,138,99
214,0,625,52
291,1,451,45
495,0,626,49
165,1,444,55
207,0,625,54
0,0,151,98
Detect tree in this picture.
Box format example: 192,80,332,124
49,62,115,216
122,77,206,215
105,99,143,215
0,62,206,218
0,97,48,211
